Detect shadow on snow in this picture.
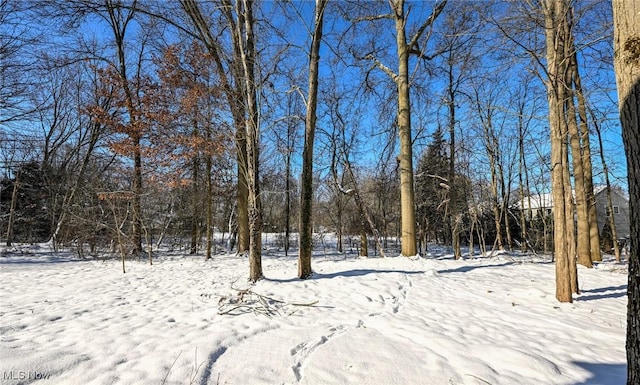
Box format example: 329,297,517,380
436,262,517,274
265,268,425,283
572,361,626,385
576,284,628,301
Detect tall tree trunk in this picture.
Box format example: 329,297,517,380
236,127,250,254
517,103,532,252
131,138,143,255
359,221,368,257
571,51,601,263
542,0,575,303
447,60,461,259
611,2,640,383
5,169,19,247
563,12,592,268
206,152,213,260
106,1,143,255
518,131,528,252
365,1,446,256
392,0,418,257
298,0,327,279
489,150,503,251
180,0,250,254
502,183,513,251
567,90,592,267
190,153,199,255
593,115,621,262
285,149,291,256
562,134,579,294
233,0,262,282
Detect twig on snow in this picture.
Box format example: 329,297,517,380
214,283,318,317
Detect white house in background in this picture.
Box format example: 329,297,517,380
516,193,554,218
515,186,630,239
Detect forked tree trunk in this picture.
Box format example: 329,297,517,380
364,0,446,257
571,55,601,263
611,2,640,382
234,0,263,282
563,17,593,268
567,87,592,268
542,0,576,303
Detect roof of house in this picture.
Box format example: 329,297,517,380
514,186,628,210
515,193,553,210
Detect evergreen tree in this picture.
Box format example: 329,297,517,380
415,128,449,251
2,162,51,243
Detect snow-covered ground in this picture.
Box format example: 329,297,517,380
0,242,628,385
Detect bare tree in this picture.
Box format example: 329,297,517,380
541,0,578,302
327,94,386,258
353,0,447,257
38,59,108,251
0,1,39,125
179,0,251,255
592,109,620,261
298,0,328,279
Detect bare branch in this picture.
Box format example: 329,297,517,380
407,0,447,50
365,53,398,81
350,13,393,23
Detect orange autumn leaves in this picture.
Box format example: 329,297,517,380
89,42,231,190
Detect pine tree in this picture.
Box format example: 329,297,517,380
415,128,450,250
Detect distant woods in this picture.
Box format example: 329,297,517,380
0,1,625,283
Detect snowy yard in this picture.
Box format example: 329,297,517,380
0,243,628,385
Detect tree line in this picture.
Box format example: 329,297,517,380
0,1,623,287
2,0,640,381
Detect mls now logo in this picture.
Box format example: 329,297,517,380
3,371,52,380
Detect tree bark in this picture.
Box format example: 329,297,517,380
206,150,213,260
233,0,262,282
563,13,593,268
566,83,592,268
190,148,199,255
611,2,640,383
446,57,462,259
285,143,291,256
571,50,601,263
542,0,575,303
392,0,418,257
363,0,445,257
594,116,620,262
298,0,327,279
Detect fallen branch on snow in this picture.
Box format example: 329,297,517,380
212,283,318,318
